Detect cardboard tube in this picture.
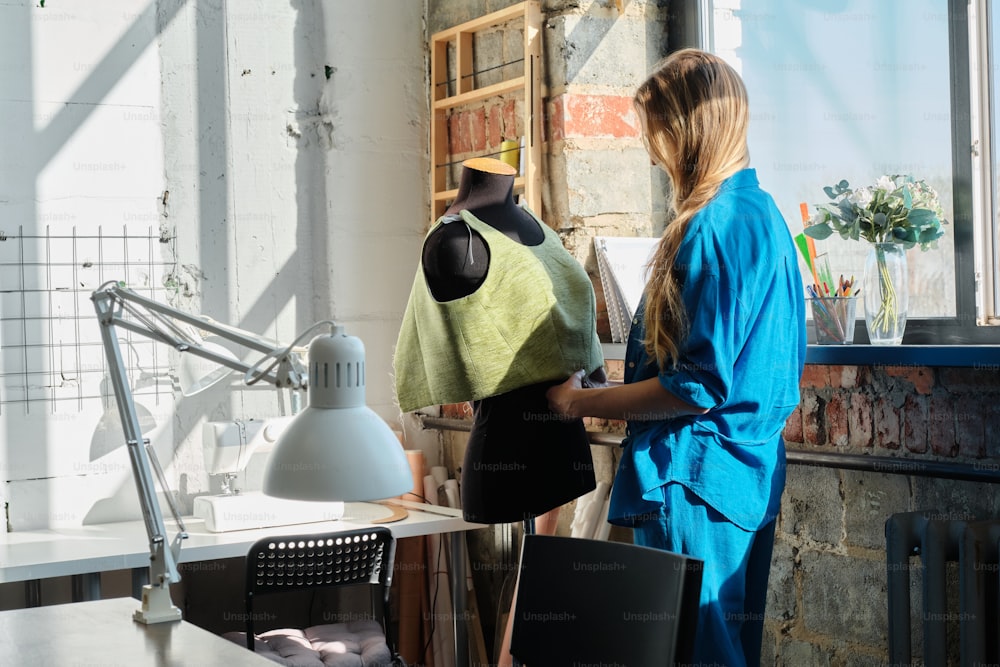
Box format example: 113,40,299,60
401,450,426,503
395,535,428,663
430,466,449,505
443,479,461,511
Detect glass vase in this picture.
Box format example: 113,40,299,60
863,242,908,345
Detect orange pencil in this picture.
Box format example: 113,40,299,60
805,235,821,290
800,202,822,289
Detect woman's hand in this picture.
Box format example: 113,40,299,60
547,369,587,418
547,373,708,422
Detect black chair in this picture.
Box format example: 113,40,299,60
510,534,702,667
222,526,406,666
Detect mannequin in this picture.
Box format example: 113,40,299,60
420,157,601,524
401,157,604,667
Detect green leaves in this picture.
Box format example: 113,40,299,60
918,226,945,247
892,226,917,245
803,223,834,240
805,175,948,252
823,180,851,200
906,207,936,227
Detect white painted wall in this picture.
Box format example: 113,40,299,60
317,1,429,420
0,1,171,532
0,0,427,532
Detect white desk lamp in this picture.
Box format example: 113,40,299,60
91,281,413,624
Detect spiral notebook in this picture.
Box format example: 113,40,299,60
593,236,660,343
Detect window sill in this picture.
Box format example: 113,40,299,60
807,319,1000,365
601,342,1000,367
806,344,1000,367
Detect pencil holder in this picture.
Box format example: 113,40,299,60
809,295,857,345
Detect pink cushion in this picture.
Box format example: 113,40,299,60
222,619,392,666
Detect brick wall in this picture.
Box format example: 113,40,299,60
769,364,1000,665
790,365,999,455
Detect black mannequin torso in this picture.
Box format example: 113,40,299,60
420,158,598,524
423,158,543,301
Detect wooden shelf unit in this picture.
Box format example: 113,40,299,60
430,1,543,222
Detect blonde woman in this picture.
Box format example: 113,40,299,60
547,49,806,667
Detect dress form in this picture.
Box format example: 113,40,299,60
422,158,597,524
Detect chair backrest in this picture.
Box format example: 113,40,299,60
510,534,702,667
243,526,396,651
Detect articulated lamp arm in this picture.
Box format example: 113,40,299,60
90,281,316,623
92,282,311,391
91,281,413,622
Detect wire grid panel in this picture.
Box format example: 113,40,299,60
0,226,175,414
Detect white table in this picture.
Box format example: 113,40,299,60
0,502,484,666
0,596,278,665
0,501,476,583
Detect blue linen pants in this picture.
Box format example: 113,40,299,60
633,482,776,667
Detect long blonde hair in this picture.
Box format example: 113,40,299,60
635,49,750,368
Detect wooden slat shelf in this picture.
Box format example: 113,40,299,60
432,77,526,110
431,3,527,42
429,1,542,223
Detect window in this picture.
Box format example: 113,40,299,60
680,0,1000,343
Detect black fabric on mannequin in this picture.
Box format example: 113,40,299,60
421,158,596,524
460,380,596,524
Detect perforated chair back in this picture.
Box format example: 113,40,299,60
243,526,396,651
510,534,702,667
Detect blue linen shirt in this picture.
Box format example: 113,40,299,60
607,168,807,531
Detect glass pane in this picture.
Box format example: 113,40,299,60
711,0,956,318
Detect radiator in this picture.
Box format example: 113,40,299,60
886,511,1000,665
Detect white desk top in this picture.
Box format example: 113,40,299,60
0,597,277,665
0,501,484,584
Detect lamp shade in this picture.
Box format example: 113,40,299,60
262,327,413,502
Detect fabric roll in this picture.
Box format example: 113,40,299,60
402,449,426,503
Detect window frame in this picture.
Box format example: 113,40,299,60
679,0,1000,346
974,0,1000,324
